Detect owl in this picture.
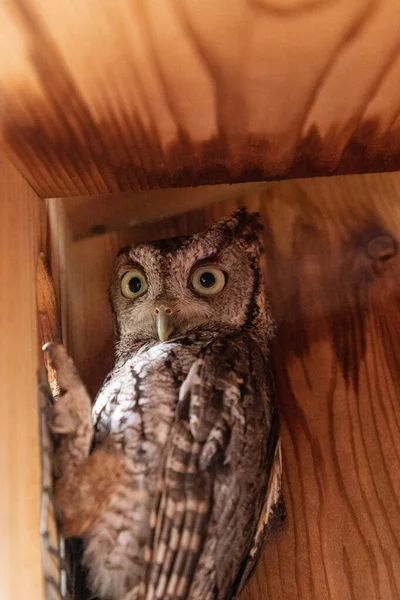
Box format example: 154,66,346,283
45,208,284,600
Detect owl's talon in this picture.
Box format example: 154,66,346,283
44,344,94,479
43,343,93,440
49,422,75,435
42,342,82,390
49,399,77,434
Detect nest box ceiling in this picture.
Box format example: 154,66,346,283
1,0,400,198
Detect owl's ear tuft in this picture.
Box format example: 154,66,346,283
212,208,263,247
116,245,130,258
231,208,263,238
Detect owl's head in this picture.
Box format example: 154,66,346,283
109,209,272,348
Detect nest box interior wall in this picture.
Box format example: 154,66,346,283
0,152,46,600
47,173,400,600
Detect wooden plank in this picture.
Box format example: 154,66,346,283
243,174,400,600
62,182,267,241
3,1,400,197
0,151,44,600
50,171,400,598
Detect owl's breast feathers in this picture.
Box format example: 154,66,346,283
91,332,283,600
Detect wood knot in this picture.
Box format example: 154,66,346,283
366,234,397,261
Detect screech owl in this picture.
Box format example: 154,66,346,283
45,208,284,600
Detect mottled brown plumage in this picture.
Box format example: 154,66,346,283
45,209,284,600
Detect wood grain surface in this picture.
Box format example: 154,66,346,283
48,172,400,599
0,151,45,600
3,1,400,197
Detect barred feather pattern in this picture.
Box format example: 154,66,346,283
81,330,282,600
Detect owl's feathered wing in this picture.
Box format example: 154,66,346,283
141,334,283,600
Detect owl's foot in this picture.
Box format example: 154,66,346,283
43,342,93,473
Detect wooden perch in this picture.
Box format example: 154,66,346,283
36,252,61,396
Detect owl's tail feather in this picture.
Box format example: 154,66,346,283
142,422,211,600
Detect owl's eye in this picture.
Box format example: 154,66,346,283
120,270,148,299
191,266,226,296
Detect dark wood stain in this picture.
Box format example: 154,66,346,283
254,180,400,600
7,104,400,198
3,1,400,197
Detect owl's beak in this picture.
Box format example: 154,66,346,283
154,303,175,342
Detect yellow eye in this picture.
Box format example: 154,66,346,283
120,270,148,299
191,266,226,296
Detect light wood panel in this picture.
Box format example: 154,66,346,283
243,175,400,600
0,151,45,600
3,1,400,197
49,172,400,599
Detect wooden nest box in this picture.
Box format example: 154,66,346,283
1,2,400,599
